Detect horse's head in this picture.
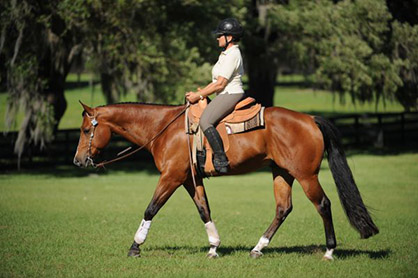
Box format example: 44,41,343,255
73,102,112,168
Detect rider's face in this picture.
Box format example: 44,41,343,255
217,35,233,48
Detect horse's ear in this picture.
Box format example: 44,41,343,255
79,101,94,116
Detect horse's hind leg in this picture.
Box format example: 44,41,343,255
184,177,220,258
299,176,336,260
250,165,294,258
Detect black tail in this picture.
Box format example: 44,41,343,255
314,116,379,239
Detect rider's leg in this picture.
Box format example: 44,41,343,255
199,92,244,173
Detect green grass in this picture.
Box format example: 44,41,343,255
273,87,404,117
1,152,417,277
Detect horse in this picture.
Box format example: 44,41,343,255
73,101,379,260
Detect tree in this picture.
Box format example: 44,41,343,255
2,0,416,168
241,0,283,107
386,0,418,111
241,0,417,110
1,1,83,167
0,0,233,166
391,21,418,111
76,0,228,104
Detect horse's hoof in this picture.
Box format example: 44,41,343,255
322,249,334,261
206,252,219,259
250,250,263,259
322,255,334,261
127,248,141,257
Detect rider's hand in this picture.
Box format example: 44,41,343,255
185,91,201,104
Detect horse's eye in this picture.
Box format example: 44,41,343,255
83,128,90,134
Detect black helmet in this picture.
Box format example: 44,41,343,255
212,18,243,41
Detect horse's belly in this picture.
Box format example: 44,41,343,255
225,129,270,175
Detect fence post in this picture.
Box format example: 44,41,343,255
355,115,360,145
401,113,405,143
65,130,70,161
376,114,383,148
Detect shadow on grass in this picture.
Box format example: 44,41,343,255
260,245,390,260
146,244,390,260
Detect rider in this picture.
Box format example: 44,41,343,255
185,18,245,174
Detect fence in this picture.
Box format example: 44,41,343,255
1,112,417,167
329,112,418,147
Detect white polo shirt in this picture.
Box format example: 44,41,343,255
212,45,244,95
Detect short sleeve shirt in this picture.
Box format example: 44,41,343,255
211,45,244,95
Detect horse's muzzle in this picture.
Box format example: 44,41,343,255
73,157,83,167
73,156,91,168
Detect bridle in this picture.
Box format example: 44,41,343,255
86,116,99,168
83,104,190,169
82,102,197,189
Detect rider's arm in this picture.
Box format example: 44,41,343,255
197,76,228,98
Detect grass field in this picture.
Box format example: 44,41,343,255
1,152,417,277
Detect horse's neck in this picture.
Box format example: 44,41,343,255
100,104,183,147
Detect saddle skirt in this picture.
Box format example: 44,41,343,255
186,97,265,176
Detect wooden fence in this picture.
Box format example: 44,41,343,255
329,112,418,147
1,112,417,167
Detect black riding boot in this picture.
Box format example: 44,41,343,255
203,126,229,174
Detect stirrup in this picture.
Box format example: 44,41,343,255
213,152,229,174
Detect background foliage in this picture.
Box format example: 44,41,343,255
1,0,417,163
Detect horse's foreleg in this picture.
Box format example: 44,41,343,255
128,173,182,257
250,165,294,258
184,178,220,258
299,176,336,260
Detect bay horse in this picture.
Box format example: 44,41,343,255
73,101,379,260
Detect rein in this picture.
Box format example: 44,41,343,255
91,104,190,168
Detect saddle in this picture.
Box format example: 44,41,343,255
186,97,265,176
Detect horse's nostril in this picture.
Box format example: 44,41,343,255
73,158,81,167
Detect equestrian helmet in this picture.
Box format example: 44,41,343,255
213,18,243,41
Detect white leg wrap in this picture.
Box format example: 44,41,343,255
134,219,152,245
205,221,220,247
324,248,334,260
252,236,270,252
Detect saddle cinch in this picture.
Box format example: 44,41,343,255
186,97,265,176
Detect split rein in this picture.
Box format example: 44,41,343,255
86,103,191,169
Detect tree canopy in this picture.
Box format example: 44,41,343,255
243,0,417,109
1,0,417,164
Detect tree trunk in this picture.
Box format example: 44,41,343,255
246,55,277,107
101,72,118,104
44,76,68,132
244,0,279,108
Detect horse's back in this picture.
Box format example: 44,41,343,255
264,106,321,138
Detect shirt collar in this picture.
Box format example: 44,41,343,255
221,45,239,55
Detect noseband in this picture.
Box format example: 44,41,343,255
86,117,98,167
